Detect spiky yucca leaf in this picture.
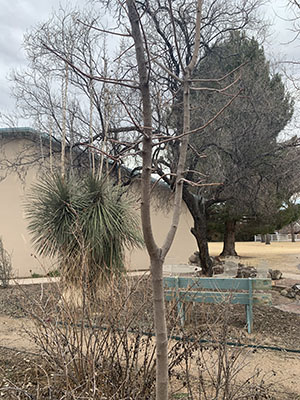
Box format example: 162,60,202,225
25,174,143,287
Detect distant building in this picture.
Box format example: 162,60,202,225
277,221,300,235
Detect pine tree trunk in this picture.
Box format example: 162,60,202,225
290,223,295,242
191,217,213,276
220,220,237,257
182,188,213,276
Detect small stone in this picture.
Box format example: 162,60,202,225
236,265,257,278
286,288,296,299
280,289,288,297
268,269,282,280
188,252,199,265
213,265,224,275
292,284,300,293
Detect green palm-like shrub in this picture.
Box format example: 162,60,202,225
25,174,143,289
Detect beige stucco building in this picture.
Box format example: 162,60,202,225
0,127,197,277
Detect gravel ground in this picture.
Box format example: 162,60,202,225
0,282,300,399
0,282,300,349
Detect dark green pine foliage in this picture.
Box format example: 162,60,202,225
181,31,293,224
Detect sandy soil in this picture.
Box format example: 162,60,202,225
0,315,35,352
1,242,300,398
1,313,300,398
209,241,300,275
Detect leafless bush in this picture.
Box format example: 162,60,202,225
0,237,12,288
1,273,192,399
168,303,275,399
0,275,276,399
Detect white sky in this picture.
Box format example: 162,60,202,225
0,0,69,113
0,0,299,129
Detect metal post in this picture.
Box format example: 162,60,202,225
246,278,253,334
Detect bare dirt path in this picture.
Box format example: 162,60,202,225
0,315,35,353
0,312,300,398
209,241,300,275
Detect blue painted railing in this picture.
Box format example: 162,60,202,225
164,276,272,334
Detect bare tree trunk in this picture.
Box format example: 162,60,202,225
127,1,203,397
48,117,53,174
151,256,168,397
61,62,68,179
265,233,271,245
89,76,95,176
220,220,237,257
126,2,167,398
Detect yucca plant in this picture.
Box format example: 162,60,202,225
25,174,143,290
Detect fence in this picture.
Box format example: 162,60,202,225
254,233,300,242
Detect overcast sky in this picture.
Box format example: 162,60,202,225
0,0,299,128
0,0,69,115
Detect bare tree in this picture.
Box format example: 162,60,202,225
8,7,141,174
132,0,268,274
126,1,203,397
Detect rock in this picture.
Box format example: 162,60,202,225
223,261,238,276
236,265,257,278
213,256,222,264
213,265,224,275
268,269,282,280
286,288,297,299
280,285,300,299
188,252,199,265
194,266,202,277
292,284,300,293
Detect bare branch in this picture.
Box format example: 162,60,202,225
191,75,241,93
151,58,184,83
42,42,140,89
77,19,131,37
179,178,222,187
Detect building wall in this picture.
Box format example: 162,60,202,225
0,134,197,277
126,204,197,270
0,137,55,277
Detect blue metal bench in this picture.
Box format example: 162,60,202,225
164,276,272,334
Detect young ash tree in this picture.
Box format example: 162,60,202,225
125,1,203,397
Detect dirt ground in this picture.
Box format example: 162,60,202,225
1,242,300,398
209,241,300,275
